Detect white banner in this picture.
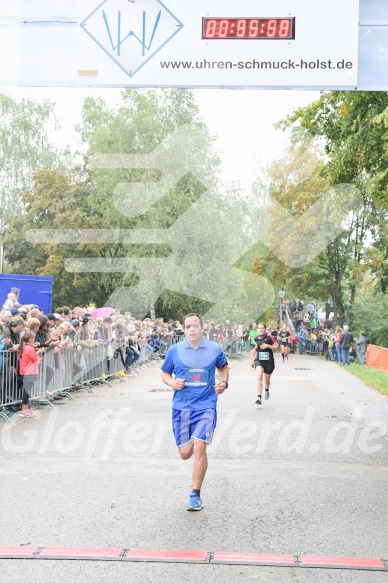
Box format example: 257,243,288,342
0,0,360,88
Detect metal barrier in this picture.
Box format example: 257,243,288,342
304,340,325,355
0,340,140,422
0,334,201,422
0,350,22,423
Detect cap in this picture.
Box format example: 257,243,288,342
10,308,19,315
47,314,62,321
70,319,80,327
11,316,25,326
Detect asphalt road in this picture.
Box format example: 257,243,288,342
1,352,388,582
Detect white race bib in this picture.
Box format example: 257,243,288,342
184,368,208,386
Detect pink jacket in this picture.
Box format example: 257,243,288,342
19,344,40,376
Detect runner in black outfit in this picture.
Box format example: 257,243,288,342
250,323,278,405
278,324,291,362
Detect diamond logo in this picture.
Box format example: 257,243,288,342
81,0,183,78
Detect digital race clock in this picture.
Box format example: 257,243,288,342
202,18,295,40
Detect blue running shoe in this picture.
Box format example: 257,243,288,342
187,493,202,511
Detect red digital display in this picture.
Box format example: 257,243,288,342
202,18,295,40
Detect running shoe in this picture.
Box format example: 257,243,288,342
255,396,262,405
265,389,270,400
187,493,202,511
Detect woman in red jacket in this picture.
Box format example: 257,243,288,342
19,332,44,418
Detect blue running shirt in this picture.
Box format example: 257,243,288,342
161,338,227,410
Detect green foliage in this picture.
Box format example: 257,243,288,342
281,92,388,202
259,92,388,325
351,288,388,348
4,89,262,321
0,92,61,222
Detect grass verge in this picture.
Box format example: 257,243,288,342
340,362,388,395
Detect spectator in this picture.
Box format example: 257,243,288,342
340,324,354,367
2,292,17,310
62,306,71,321
35,316,59,351
173,321,184,337
27,317,41,338
310,316,317,331
235,324,244,355
356,331,366,366
281,301,288,321
334,326,342,361
101,317,113,342
18,331,44,418
327,331,336,361
2,315,25,350
310,330,318,353
0,322,11,372
124,334,141,370
320,328,330,356
79,313,94,342
295,311,304,332
217,324,225,346
209,321,218,342
47,313,62,329
307,301,315,319
249,323,258,347
289,298,297,317
297,327,306,354
1,310,13,324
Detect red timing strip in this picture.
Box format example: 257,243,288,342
123,549,209,562
212,552,296,566
0,547,386,571
300,555,386,570
37,547,123,560
0,547,38,559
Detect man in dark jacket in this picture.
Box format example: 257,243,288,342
2,315,25,350
340,325,354,366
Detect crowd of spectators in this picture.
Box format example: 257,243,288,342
0,291,257,416
278,298,366,365
0,289,368,416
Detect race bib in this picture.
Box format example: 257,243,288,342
281,337,288,342
258,351,270,360
184,368,208,386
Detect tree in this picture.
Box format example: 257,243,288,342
5,89,273,321
263,92,388,324
0,92,61,223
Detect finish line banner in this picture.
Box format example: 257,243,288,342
0,0,359,88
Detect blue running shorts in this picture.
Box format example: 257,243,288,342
172,408,217,447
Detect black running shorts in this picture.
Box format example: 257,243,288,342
254,359,275,375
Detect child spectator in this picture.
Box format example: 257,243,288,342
19,331,44,418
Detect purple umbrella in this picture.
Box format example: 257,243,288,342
89,307,116,318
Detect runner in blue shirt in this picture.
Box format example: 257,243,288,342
160,313,229,511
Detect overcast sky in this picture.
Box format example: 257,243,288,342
7,86,320,190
